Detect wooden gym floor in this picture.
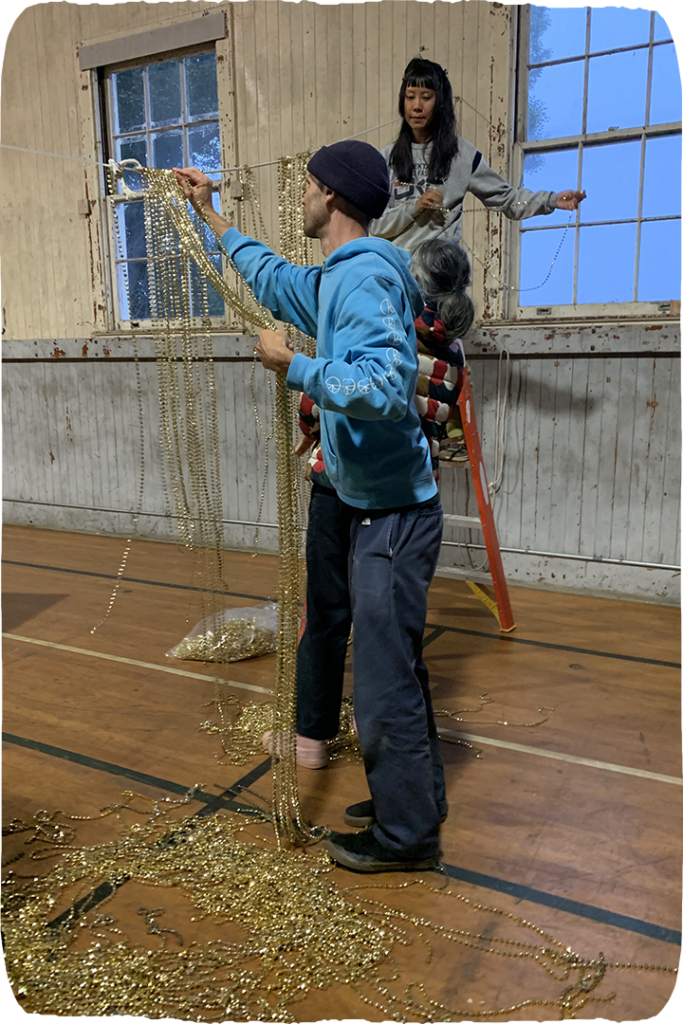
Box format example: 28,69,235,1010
2,523,681,1019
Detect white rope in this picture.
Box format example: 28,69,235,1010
0,118,402,176
0,141,108,167
206,116,403,174
488,342,511,506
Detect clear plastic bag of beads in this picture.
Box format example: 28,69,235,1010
167,602,278,663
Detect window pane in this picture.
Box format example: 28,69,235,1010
522,148,579,226
527,62,584,140
586,50,648,133
529,5,587,63
649,43,682,126
638,220,681,301
191,255,225,318
207,253,225,317
589,7,651,53
116,138,147,191
581,140,641,222
152,256,184,320
185,52,218,121
577,223,636,303
192,194,222,251
642,135,682,219
519,226,575,305
188,124,221,178
152,129,184,170
119,261,150,321
651,4,683,41
121,201,147,260
112,68,145,134
148,60,182,128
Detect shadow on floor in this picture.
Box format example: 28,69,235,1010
1,592,69,631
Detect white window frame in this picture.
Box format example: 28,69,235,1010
510,4,681,322
98,43,226,330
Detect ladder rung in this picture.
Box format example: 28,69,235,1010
442,514,483,529
435,566,492,584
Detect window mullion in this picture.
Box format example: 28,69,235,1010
634,15,656,302
143,65,152,170
574,9,591,305
645,12,655,129
582,8,591,137
516,5,531,145
573,140,583,305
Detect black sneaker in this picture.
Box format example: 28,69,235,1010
343,799,375,827
344,799,448,828
321,829,438,873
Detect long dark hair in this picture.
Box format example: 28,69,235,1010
389,58,458,185
411,239,474,340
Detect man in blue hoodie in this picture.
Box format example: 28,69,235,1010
175,141,447,872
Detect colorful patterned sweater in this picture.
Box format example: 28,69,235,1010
299,303,466,487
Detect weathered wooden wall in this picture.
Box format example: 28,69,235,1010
0,0,512,338
1,1,680,603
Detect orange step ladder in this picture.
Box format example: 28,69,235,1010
437,371,515,632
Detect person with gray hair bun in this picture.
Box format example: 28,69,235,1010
410,238,475,473
411,237,474,339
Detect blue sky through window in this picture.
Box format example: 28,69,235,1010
522,6,681,307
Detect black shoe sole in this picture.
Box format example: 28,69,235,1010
321,838,438,873
343,811,448,828
343,810,374,828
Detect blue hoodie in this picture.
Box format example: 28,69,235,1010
220,228,437,510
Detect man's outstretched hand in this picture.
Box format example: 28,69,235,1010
556,190,586,211
255,329,296,374
173,166,230,236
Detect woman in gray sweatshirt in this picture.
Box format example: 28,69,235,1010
370,57,585,252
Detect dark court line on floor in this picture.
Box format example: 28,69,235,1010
4,558,677,669
442,864,681,946
1,558,271,604
423,621,681,669
3,730,678,947
2,732,271,820
423,626,447,647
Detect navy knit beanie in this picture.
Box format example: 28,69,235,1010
308,140,390,220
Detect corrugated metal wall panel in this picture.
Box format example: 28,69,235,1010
3,341,680,598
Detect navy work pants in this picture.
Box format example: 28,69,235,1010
297,483,447,859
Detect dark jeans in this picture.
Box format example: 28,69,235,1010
297,485,353,739
297,484,447,859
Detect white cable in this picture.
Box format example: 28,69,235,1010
1,141,110,167
488,341,511,507
0,116,403,176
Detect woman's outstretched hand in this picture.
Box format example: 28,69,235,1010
556,190,586,211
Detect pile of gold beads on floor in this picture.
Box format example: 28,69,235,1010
3,795,675,1021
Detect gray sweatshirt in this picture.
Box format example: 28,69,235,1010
370,137,557,252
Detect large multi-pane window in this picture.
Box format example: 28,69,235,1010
515,6,681,316
104,49,224,322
